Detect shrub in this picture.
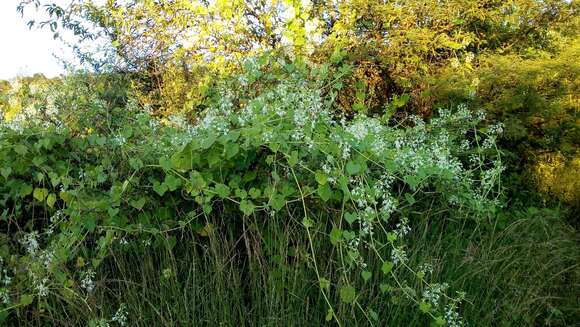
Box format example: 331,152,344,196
0,60,504,325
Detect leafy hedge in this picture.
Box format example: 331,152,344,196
0,61,505,325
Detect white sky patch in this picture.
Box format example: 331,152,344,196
0,0,75,80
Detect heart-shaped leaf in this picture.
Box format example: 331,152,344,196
239,200,255,216
342,230,356,240
164,174,182,191
330,227,342,245
382,261,394,275
130,197,147,210
317,184,332,202
379,283,391,294
361,270,372,282
315,171,328,185
344,212,357,225
46,193,57,208
153,181,168,196
0,167,12,179
33,188,48,201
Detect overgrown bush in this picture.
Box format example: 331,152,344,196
432,37,580,207
1,1,577,325
0,59,512,325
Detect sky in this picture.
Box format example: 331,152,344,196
0,0,73,80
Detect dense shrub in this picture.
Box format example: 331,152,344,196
0,60,510,325
14,0,578,209
432,37,580,207
0,1,577,325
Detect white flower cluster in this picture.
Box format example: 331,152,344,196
350,181,372,209
0,288,9,305
34,276,49,297
445,304,464,327
346,116,383,142
380,195,397,221
482,137,495,149
81,269,96,293
360,216,374,238
112,303,128,326
40,250,55,269
1,79,65,132
465,52,475,64
422,282,449,306
184,76,329,149
488,122,504,135
433,104,474,129
20,231,40,254
391,246,408,265
395,217,411,237
460,139,470,151
418,263,434,276
338,138,352,159
480,161,505,192
50,210,65,224
111,135,127,146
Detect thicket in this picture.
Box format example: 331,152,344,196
0,0,578,326
11,0,580,206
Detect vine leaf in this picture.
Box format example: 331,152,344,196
382,261,394,275
340,285,356,303
239,200,255,216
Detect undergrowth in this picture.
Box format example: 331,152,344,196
0,58,578,326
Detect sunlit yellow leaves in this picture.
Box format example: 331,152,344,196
532,152,580,205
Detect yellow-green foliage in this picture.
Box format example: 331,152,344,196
0,74,61,121
68,0,293,115
16,0,580,203
309,0,578,114
23,0,577,115
432,37,579,203
531,152,580,205
1,73,130,134
435,38,579,143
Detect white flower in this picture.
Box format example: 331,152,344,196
450,57,460,68
395,218,411,237
262,131,273,143
0,289,10,304
380,196,397,221
361,218,374,237
340,141,351,159
40,250,55,269
81,270,96,293
419,263,434,276
112,303,128,326
346,117,383,141
391,246,408,265
445,304,463,327
482,137,495,149
465,52,474,63
488,122,504,135
422,283,449,306
21,232,39,254
35,277,49,297
460,139,470,151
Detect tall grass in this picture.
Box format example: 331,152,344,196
18,207,577,326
